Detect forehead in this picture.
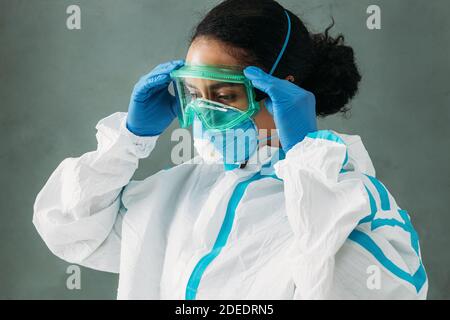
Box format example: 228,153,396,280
185,79,242,90
186,37,243,67
184,79,245,95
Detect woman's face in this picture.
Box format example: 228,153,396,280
183,77,250,111
186,37,278,143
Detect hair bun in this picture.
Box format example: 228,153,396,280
303,24,362,117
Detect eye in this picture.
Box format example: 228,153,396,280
217,94,237,101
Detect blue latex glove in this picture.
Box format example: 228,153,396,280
126,60,185,136
244,66,318,152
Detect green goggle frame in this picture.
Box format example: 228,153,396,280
170,64,260,131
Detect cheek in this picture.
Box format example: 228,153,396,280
233,95,250,110
253,102,276,131
228,88,251,110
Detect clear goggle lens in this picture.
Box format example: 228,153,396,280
170,65,260,131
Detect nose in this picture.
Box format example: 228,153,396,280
199,90,212,101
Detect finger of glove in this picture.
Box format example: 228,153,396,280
244,66,283,98
133,74,171,101
264,98,274,115
133,60,185,96
150,59,185,77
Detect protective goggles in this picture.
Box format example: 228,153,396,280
170,65,261,131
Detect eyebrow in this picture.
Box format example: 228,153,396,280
185,82,240,91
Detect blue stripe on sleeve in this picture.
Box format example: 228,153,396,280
348,229,427,293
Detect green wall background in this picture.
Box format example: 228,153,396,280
1,0,449,299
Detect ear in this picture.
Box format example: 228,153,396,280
285,75,295,83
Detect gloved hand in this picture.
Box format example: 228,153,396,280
126,60,185,136
244,66,318,152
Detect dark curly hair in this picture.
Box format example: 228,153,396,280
190,0,361,117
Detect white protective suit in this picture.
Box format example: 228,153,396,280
33,112,428,299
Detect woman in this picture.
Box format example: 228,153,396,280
33,0,427,299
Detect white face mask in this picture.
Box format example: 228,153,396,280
193,135,223,164
193,117,277,165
